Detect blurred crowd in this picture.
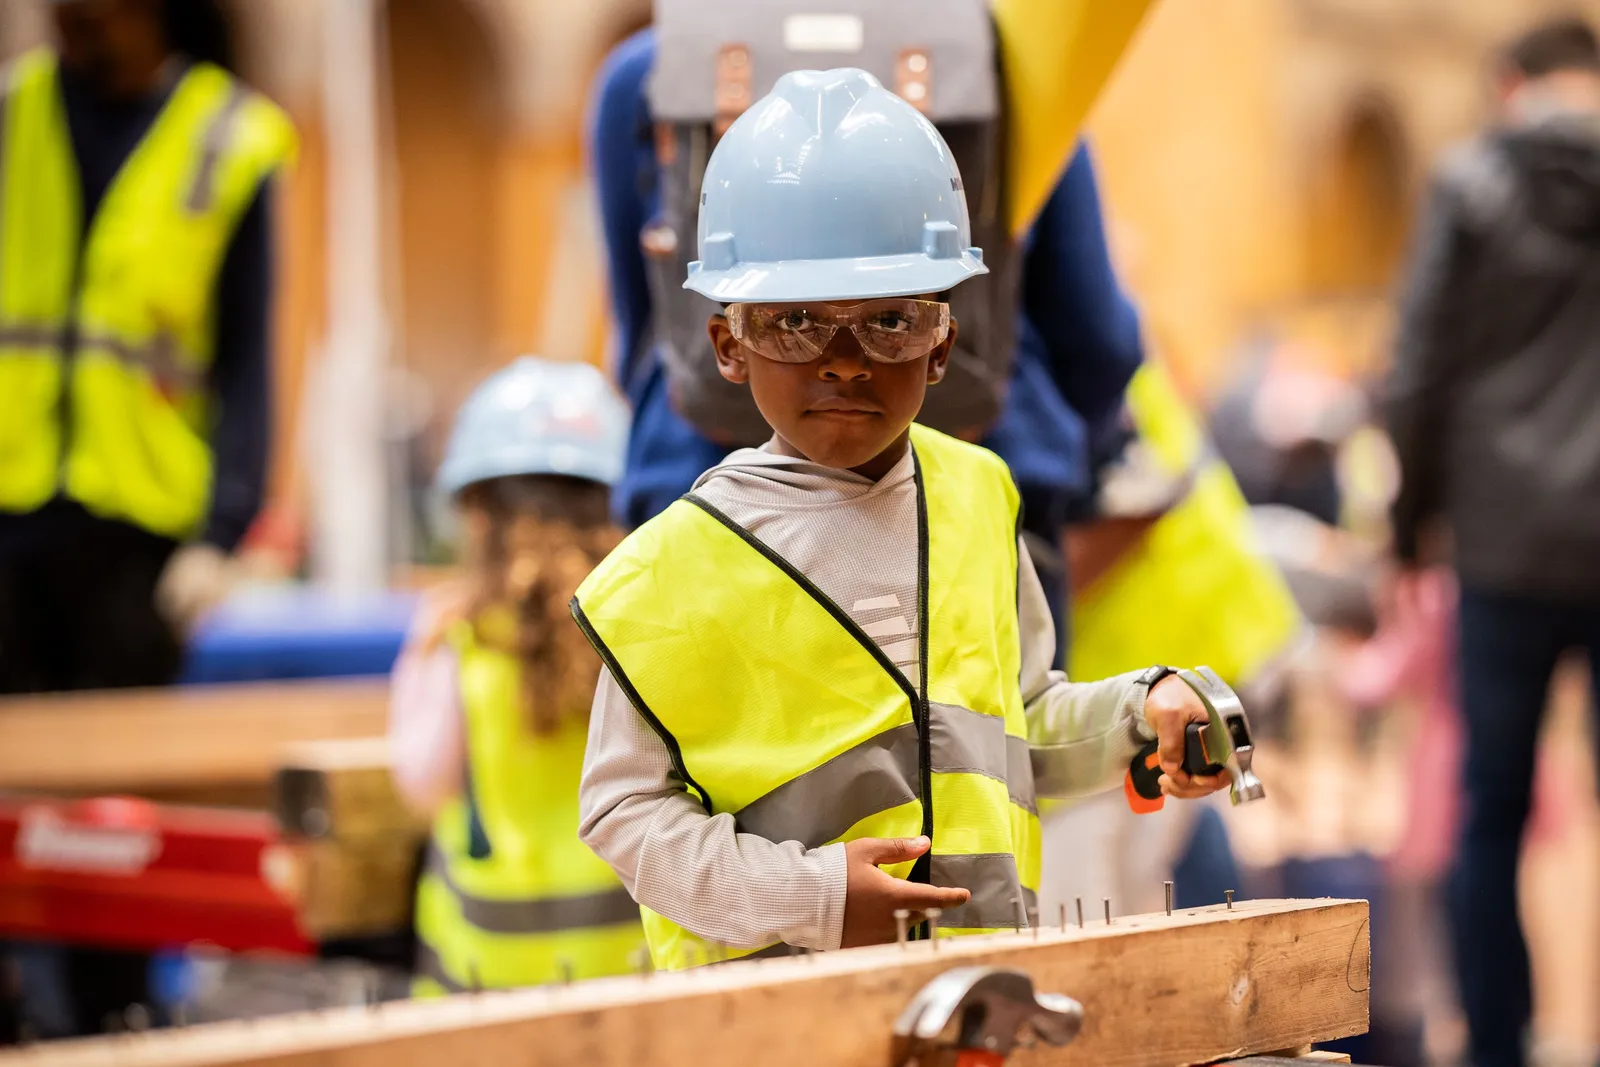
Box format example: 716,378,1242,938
2,4,1600,1067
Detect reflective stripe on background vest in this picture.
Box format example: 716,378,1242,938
574,424,1040,970
0,49,294,536
414,616,643,992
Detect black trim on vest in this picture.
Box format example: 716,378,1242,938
570,597,715,815
681,494,924,712
908,450,935,900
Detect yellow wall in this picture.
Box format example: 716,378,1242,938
1087,0,1300,394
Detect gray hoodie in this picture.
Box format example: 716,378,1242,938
577,443,1151,953
1389,108,1600,596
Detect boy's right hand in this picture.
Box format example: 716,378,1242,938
839,836,971,948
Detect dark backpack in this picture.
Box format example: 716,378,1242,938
643,0,1020,447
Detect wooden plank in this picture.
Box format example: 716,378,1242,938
273,738,424,839
272,739,424,941
0,681,389,793
289,833,421,940
9,899,1369,1067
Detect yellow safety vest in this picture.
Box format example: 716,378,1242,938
414,616,645,994
1069,364,1302,685
573,425,1040,970
0,49,295,539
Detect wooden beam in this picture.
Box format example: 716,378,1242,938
273,738,424,839
289,833,421,940
11,899,1369,1067
0,681,388,794
272,738,425,940
1223,1057,1355,1065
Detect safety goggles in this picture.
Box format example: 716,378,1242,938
725,299,950,364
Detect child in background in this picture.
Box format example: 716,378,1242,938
390,358,644,992
574,69,1229,971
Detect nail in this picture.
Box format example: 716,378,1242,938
559,957,574,986
788,943,801,958
1104,898,1112,924
1028,906,1038,940
894,908,910,948
926,907,942,948
468,962,483,994
1226,889,1234,911
1165,880,1173,917
1058,903,1066,933
633,946,652,977
1076,897,1084,929
124,1004,150,1032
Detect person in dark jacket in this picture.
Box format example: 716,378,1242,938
1386,17,1600,1066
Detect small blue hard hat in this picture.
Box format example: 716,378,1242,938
685,68,988,303
436,357,629,496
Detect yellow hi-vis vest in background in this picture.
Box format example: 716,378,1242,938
414,616,644,994
1069,364,1302,685
0,49,295,539
573,424,1041,971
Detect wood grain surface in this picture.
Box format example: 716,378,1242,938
6,898,1369,1067
0,681,388,793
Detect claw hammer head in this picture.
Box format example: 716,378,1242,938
1179,667,1265,805
890,966,1082,1066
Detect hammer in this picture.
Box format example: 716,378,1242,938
1125,666,1266,813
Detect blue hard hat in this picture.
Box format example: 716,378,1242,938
685,68,988,303
436,357,629,495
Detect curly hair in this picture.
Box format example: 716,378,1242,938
456,475,620,735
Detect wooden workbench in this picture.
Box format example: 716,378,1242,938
0,680,388,796
8,898,1370,1067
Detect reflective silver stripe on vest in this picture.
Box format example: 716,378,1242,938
929,702,1037,816
930,853,1035,930
0,325,204,394
733,721,920,847
0,61,14,301
426,846,641,935
414,939,466,992
732,705,1036,848
186,82,248,213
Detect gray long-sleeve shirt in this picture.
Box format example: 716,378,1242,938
578,443,1153,952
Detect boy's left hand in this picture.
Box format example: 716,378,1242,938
1143,675,1231,800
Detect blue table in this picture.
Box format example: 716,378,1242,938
179,586,419,684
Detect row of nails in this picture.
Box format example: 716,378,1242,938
91,885,1245,1033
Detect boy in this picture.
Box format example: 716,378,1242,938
573,68,1226,969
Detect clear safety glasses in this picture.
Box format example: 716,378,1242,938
725,299,950,364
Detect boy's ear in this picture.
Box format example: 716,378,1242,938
926,315,957,386
708,315,750,384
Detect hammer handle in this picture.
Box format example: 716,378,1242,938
1124,724,1224,813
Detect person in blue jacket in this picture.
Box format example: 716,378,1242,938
589,28,1143,650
